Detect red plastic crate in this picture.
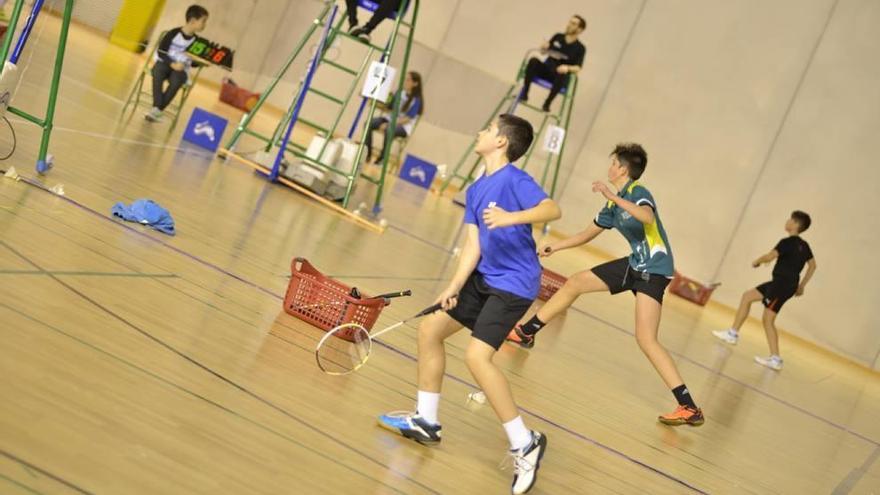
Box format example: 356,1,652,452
219,78,259,111
668,272,720,306
283,258,385,339
538,268,567,301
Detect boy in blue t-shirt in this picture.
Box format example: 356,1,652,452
506,143,704,427
378,114,561,495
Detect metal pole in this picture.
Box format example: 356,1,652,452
0,0,25,65
224,1,333,151
269,6,337,181
368,0,417,213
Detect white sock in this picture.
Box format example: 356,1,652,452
503,416,532,451
729,328,739,335
417,391,440,425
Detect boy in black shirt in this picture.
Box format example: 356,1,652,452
520,15,586,112
713,211,817,370
145,5,209,123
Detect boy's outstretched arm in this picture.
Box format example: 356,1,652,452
591,181,655,224
752,249,779,268
482,199,561,230
540,222,605,256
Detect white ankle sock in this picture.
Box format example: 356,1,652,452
417,391,440,425
503,416,532,451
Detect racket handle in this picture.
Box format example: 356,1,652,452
374,289,412,300
416,302,444,317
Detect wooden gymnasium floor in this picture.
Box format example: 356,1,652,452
2,15,879,495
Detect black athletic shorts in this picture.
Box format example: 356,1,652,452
446,272,534,350
756,280,797,313
591,257,671,304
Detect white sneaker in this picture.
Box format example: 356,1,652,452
755,355,783,371
144,107,163,122
712,328,739,345
509,431,547,494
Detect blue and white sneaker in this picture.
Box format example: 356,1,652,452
377,411,442,445
510,431,547,494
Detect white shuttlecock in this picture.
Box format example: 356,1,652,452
3,166,19,180
358,202,367,210
451,247,461,257
379,218,388,228
50,184,65,196
467,391,487,404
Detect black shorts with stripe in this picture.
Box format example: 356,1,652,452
446,272,533,350
756,280,797,313
591,257,671,304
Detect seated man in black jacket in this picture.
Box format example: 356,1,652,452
520,15,586,112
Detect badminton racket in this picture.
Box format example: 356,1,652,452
315,302,444,375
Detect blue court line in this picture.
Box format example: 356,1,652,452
1,303,417,495
0,269,177,278
0,240,437,495
566,305,880,448
9,176,709,493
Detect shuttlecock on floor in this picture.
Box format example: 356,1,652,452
3,166,19,180
467,391,487,405
49,184,65,196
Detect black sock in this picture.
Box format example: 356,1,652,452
520,315,546,336
672,384,697,409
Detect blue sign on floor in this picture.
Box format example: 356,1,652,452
399,154,437,189
182,107,228,152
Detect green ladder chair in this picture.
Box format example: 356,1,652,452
220,0,419,216
439,49,578,201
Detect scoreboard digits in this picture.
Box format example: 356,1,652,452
185,36,234,70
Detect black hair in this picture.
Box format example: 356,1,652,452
574,15,587,31
791,210,812,233
610,143,647,180
402,71,424,116
186,5,209,22
497,114,534,162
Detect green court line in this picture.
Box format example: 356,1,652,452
0,270,178,278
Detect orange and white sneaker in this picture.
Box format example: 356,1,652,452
505,324,535,349
658,405,705,426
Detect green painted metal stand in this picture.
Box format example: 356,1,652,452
0,0,74,174
222,0,419,213
439,52,578,201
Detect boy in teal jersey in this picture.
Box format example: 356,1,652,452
507,143,704,426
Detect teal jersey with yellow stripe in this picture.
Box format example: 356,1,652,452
594,181,674,277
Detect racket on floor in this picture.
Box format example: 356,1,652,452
315,302,444,375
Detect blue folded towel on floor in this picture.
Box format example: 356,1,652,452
111,199,176,235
